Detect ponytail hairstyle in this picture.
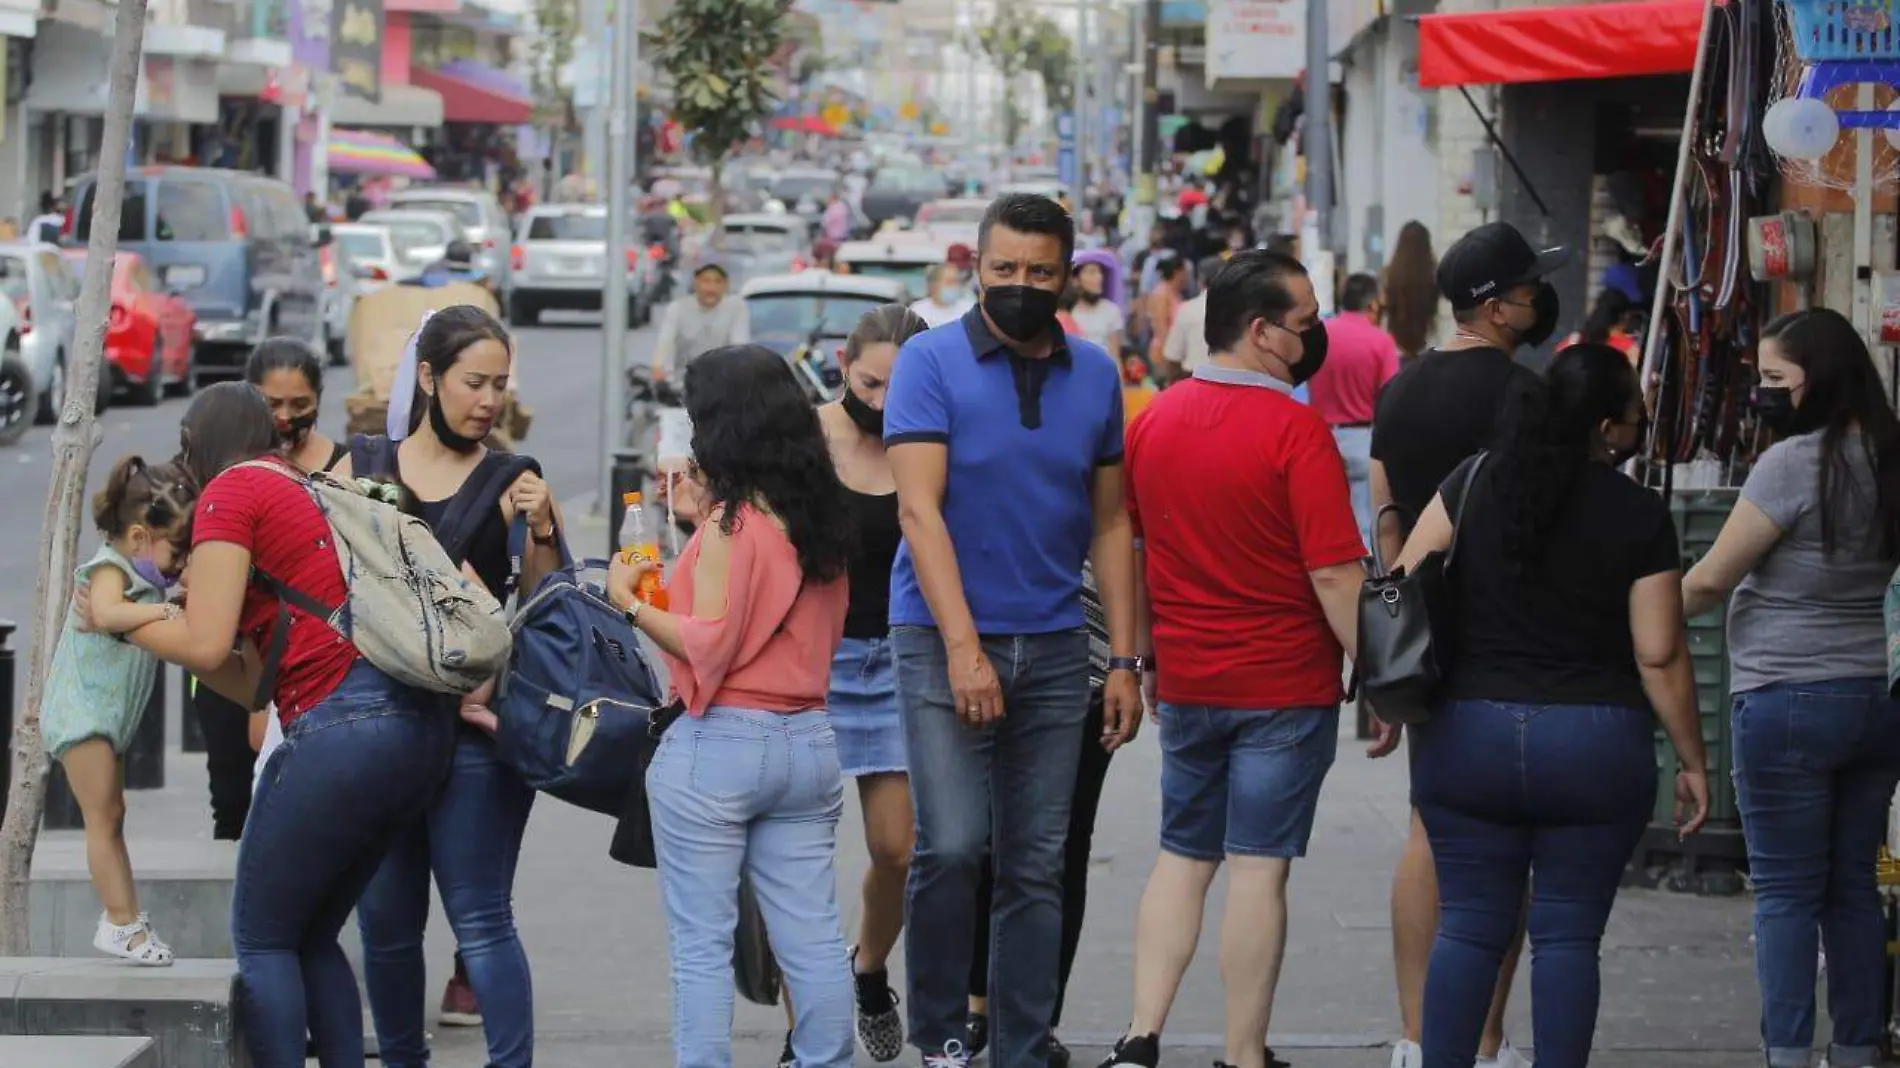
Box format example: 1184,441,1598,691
1489,344,1638,575
842,304,927,366
92,455,197,540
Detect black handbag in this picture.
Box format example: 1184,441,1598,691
1356,453,1488,726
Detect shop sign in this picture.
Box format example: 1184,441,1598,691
1878,272,1900,346
332,0,383,102
1206,0,1305,82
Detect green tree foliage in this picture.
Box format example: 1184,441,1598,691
972,1,1073,147
650,0,787,175
528,0,578,130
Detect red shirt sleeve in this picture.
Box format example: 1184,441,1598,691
192,464,273,550
1123,408,1147,541
1284,415,1368,569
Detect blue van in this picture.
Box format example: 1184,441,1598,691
70,167,328,386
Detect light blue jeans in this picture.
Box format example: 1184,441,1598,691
647,706,853,1068
1333,424,1373,548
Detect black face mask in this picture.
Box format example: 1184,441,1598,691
982,285,1060,343
839,385,883,438
427,391,484,453
1757,386,1802,434
1519,282,1560,349
1289,322,1330,385
279,411,317,449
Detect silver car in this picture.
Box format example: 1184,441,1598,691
386,187,514,293
357,210,469,277
507,205,653,328
703,214,811,288
0,242,95,425
331,223,411,289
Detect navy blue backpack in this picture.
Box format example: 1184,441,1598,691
494,540,669,815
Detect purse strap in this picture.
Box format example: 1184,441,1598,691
1443,451,1490,572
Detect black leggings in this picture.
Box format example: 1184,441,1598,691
191,680,255,841
969,689,1113,1028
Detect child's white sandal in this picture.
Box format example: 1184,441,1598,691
92,912,173,966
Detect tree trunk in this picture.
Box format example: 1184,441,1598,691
0,0,145,954
708,159,725,230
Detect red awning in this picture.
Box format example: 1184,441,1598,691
409,65,533,125
1416,0,1708,89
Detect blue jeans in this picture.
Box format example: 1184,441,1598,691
1411,699,1656,1068
357,728,537,1068
1332,424,1373,548
233,662,455,1068
893,626,1089,1068
647,707,852,1068
1732,678,1900,1068
1157,703,1338,860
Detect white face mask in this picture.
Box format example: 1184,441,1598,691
938,284,966,305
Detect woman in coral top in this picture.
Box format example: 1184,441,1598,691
607,344,856,1068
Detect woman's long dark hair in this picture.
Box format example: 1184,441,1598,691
244,336,324,394
1578,288,1633,346
409,304,512,435
684,345,853,582
177,382,279,487
1490,344,1638,573
1384,221,1437,358
1760,308,1900,557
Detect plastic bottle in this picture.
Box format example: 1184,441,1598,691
619,491,668,609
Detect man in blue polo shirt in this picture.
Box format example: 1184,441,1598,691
885,192,1143,1068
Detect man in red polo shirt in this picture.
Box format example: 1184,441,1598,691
1099,249,1368,1068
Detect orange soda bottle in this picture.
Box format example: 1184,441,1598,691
619,491,669,609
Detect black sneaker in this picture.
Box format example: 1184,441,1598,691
1097,1033,1160,1068
1267,1047,1291,1068
850,946,904,1062
777,1031,794,1068
1045,1034,1072,1068
964,1012,990,1058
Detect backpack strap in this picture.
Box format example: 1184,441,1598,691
221,460,346,708
436,452,541,565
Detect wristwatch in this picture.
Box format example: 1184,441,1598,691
1108,655,1147,674
531,523,558,546
623,601,645,629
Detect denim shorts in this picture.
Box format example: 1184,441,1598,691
827,636,906,777
1158,702,1339,860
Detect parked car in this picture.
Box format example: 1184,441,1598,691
0,241,96,424
385,187,514,293
68,166,327,386
861,166,945,230
318,239,365,367
768,167,843,220
834,235,951,300
331,223,410,289
357,209,468,276
914,198,989,249
59,250,195,406
507,205,654,327
0,295,31,444
700,213,812,288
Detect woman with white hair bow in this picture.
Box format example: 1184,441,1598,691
335,304,564,1068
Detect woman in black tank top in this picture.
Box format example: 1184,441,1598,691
780,304,923,1066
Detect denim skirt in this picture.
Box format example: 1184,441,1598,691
828,636,905,777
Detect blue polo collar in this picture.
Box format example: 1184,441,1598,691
1193,361,1296,395
961,305,1074,366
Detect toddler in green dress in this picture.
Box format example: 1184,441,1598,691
45,456,195,966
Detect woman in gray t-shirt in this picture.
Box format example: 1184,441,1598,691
1682,307,1900,1068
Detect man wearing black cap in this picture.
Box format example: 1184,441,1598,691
1366,220,1565,1068
652,259,750,383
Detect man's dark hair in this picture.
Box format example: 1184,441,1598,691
1341,273,1381,312
38,192,55,214
978,192,1075,264
1156,256,1185,282
1204,249,1308,354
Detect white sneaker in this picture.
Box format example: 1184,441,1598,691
1390,1040,1422,1068
1476,1038,1532,1068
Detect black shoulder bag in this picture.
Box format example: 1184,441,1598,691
1355,453,1488,727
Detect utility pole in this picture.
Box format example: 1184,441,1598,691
1072,0,1089,189
598,0,635,515
1303,0,1332,252
1135,0,1158,209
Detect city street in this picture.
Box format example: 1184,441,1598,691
12,317,1775,1066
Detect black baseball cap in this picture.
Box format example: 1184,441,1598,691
1436,222,1571,309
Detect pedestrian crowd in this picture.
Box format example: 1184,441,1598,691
35,191,1900,1068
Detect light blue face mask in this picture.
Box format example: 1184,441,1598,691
939,284,967,304
130,556,175,591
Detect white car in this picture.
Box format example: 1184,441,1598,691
834,235,952,301
913,198,989,249
357,209,469,276
386,188,515,294
741,272,907,402
507,205,654,327
332,223,411,289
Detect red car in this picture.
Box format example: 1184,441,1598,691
59,250,195,404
